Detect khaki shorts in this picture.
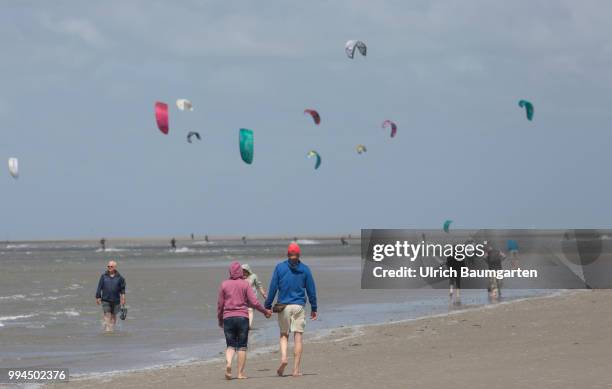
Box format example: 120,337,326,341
278,304,305,334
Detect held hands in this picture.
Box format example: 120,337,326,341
264,309,272,319
311,311,318,321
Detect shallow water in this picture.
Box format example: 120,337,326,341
0,238,551,375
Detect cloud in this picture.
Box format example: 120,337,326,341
39,15,108,47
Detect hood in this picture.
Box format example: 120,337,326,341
229,261,244,280
286,259,303,273
241,264,252,275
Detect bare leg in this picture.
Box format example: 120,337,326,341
248,309,254,329
110,314,117,331
225,347,235,379
237,350,247,379
277,333,289,376
103,312,112,332
292,332,303,377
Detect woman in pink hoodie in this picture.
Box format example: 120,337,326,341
217,261,271,379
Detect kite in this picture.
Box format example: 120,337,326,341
382,120,397,138
518,100,534,121
304,109,321,125
176,99,193,111
307,150,321,169
239,128,254,164
345,40,367,59
187,131,201,143
443,220,453,233
155,102,169,134
8,158,18,179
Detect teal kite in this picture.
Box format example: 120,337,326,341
443,220,453,233
239,128,254,164
307,150,321,170
518,100,534,121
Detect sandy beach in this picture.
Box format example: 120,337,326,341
46,290,612,389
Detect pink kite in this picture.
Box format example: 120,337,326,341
155,102,169,135
382,120,397,138
304,109,321,125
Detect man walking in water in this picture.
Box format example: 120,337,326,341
265,242,318,377
99,238,106,251
95,260,126,332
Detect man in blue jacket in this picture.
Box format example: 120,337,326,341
265,242,317,377
95,260,126,332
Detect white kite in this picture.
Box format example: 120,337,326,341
345,40,367,59
176,99,193,111
8,157,18,179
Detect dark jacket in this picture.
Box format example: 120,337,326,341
95,271,126,303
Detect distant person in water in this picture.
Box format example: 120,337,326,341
217,261,271,380
95,260,126,332
507,239,520,269
191,233,194,240
99,238,106,251
485,244,507,302
170,238,176,251
446,253,465,305
205,235,209,242
241,236,247,244
241,264,268,329
340,236,348,246
265,242,318,377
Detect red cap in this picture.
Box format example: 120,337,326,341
288,242,301,255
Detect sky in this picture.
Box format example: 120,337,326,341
1,0,612,240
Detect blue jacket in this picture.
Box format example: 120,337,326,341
264,260,317,312
95,271,126,303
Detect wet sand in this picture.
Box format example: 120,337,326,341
47,290,612,389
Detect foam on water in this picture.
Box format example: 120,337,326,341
173,247,196,253
0,294,26,301
193,241,215,245
96,248,127,252
0,314,38,321
295,239,321,245
6,244,31,249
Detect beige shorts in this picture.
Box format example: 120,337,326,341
278,304,305,334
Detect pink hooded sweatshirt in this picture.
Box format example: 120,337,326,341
217,261,267,325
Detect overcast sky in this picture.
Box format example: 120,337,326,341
1,0,612,240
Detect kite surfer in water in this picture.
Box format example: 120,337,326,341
170,238,177,251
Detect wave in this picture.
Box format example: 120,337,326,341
96,248,127,252
25,294,76,302
295,239,321,245
173,247,196,253
5,244,31,249
66,284,83,290
0,294,26,301
0,314,38,322
193,241,215,245
48,309,80,317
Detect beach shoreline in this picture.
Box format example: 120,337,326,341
45,289,612,389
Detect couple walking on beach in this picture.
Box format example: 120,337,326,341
217,242,318,380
